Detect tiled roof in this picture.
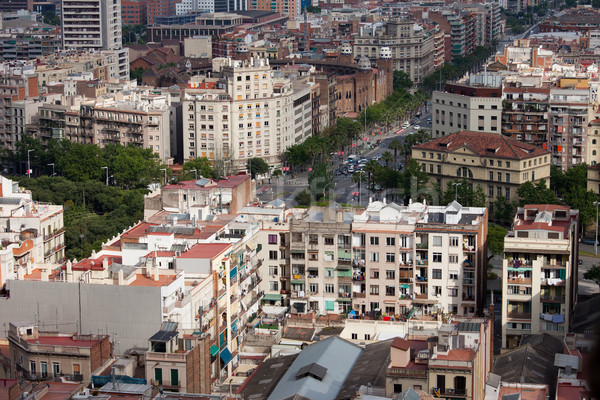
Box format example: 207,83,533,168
177,243,231,259
26,336,102,348
391,337,410,350
436,348,475,362
413,131,549,160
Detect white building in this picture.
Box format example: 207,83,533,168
181,57,313,169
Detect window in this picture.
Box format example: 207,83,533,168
497,172,502,181
386,253,396,263
449,272,458,280
270,281,278,291
386,237,395,246
489,186,494,197
30,361,36,376
370,252,379,262
324,251,334,261
432,269,442,279
269,266,278,276
433,253,442,263
268,234,277,244
386,270,395,279
489,171,494,181
448,288,458,297
325,284,335,293
457,167,473,178
325,268,334,278
386,285,395,296
434,286,442,296
309,283,318,293
41,362,48,378
269,250,277,260
324,237,334,245
370,236,379,245
52,362,60,377
449,236,459,247
449,254,458,264
370,285,379,295
505,173,510,183
433,236,442,246
309,234,318,244
352,333,358,339
371,269,380,279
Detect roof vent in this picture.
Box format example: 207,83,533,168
295,363,327,381
486,147,499,153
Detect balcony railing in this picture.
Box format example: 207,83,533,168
387,368,427,377
414,293,428,299
507,277,532,285
541,295,565,302
507,312,531,319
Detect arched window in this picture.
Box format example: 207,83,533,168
593,139,597,144
456,167,473,178
594,150,597,156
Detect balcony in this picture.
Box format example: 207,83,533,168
387,368,427,378
414,293,428,299
462,278,474,285
462,294,475,301
507,277,532,285
432,388,466,398
507,312,532,320
352,272,365,282
353,292,366,298
416,242,428,250
541,278,564,286
415,275,428,282
541,295,565,302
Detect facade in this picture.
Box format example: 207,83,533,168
354,20,436,84
122,0,148,26
250,0,299,18
0,27,61,60
502,87,550,150
145,324,212,393
0,0,32,11
146,0,178,25
432,78,503,139
181,57,312,169
501,205,579,348
8,322,112,384
0,74,38,154
587,164,600,194
147,13,242,41
412,130,551,213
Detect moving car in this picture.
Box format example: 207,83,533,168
413,125,421,130
401,122,410,129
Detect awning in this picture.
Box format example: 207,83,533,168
220,348,233,365
336,265,351,270
246,241,257,251
291,279,305,284
210,344,219,356
290,249,305,254
337,298,352,303
263,294,282,302
292,302,306,312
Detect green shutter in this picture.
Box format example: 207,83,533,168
154,368,162,385
337,269,351,277
325,301,335,311
171,369,179,386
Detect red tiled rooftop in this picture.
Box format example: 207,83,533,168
121,222,159,239
69,255,122,271
26,336,101,348
178,243,231,259
144,251,175,258
391,337,410,351
413,130,549,160
436,348,475,362
24,268,61,280
163,173,250,191
129,273,178,287
499,385,548,400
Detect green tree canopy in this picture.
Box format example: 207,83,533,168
583,265,600,290
182,157,214,180
517,180,559,206
393,71,413,90
488,223,508,257
247,157,269,179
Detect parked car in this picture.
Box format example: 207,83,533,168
426,118,432,124
413,125,421,130
583,239,599,245
402,122,410,129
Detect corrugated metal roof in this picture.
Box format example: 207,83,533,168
267,336,362,400
0,197,22,205
457,322,480,332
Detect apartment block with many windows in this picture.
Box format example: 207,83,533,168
501,205,579,349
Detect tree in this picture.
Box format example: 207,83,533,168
57,143,105,182
381,151,393,169
583,265,600,291
308,162,332,200
440,179,486,207
130,67,146,85
493,194,518,224
517,180,559,206
182,157,214,180
283,144,309,168
564,186,598,235
389,140,403,169
393,71,413,90
247,157,269,179
294,190,311,207
42,11,60,25
488,224,508,257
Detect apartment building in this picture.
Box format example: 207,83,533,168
182,57,312,169
144,323,212,393
250,0,299,18
501,205,579,348
502,87,550,149
0,27,61,60
412,130,551,212
61,0,129,79
432,76,503,138
0,74,38,154
121,0,147,25
8,322,112,384
354,20,436,84
549,80,591,170
35,51,122,86
352,200,488,318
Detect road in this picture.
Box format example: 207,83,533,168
256,108,433,206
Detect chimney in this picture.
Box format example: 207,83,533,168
102,257,109,270
66,260,73,282
154,262,160,281
41,268,49,282
26,260,32,275
17,266,24,280
117,268,124,285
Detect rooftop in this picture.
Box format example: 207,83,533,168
26,335,103,348
177,243,231,260
413,130,549,160
163,173,250,191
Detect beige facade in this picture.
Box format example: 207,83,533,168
412,130,551,213
182,57,312,169
501,205,579,349
432,84,503,138
354,20,436,84
588,164,600,194
8,322,112,384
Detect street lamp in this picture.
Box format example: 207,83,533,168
594,201,599,256
452,182,462,202
27,149,33,177
48,163,55,177
189,169,197,180
159,168,167,186
101,166,108,186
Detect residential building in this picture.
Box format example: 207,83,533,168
181,57,313,169
432,75,503,139
501,205,579,348
145,322,212,393
412,130,551,213
354,19,436,84
177,0,215,14
214,0,246,13
146,0,178,25
0,0,33,12
0,23,61,60
147,13,243,42
549,80,591,170
587,118,600,167
352,200,488,318
250,0,299,18
122,0,147,25
8,322,112,384
0,74,38,155
61,0,129,79
587,163,600,194
502,87,550,150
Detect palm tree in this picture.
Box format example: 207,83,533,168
364,159,380,193
382,151,393,169
389,139,402,168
